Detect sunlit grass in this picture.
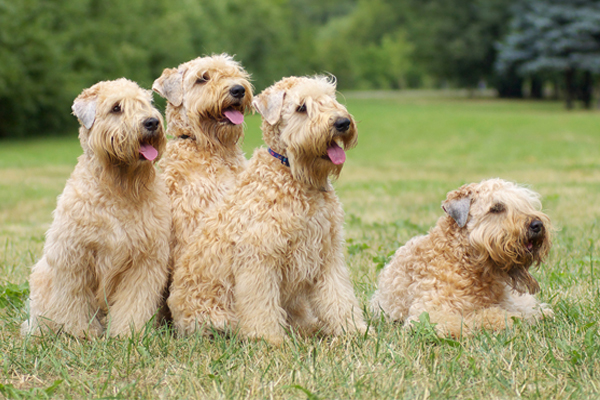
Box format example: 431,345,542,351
1,93,600,398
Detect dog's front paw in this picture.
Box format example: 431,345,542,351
538,303,554,319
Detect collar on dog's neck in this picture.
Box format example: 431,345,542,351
268,148,290,167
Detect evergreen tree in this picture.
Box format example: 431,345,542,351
497,0,600,108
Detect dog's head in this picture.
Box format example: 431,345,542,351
253,76,357,188
72,78,166,167
153,54,253,147
441,178,552,294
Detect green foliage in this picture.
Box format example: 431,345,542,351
405,0,517,87
0,0,194,138
316,0,414,89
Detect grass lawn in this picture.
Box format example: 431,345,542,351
1,93,600,399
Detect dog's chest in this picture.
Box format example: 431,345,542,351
85,189,169,261
283,192,340,281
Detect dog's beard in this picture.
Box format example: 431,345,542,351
285,125,356,189
198,117,244,147
187,87,251,148
472,223,551,295
506,266,540,294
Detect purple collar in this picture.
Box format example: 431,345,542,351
268,148,290,167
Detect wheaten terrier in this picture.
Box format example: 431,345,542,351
152,54,253,271
371,178,553,337
22,79,170,338
168,76,367,345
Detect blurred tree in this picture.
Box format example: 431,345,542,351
0,0,70,138
316,0,413,89
0,0,194,138
497,0,600,109
404,0,518,93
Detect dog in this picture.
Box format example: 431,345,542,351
371,178,553,337
168,76,367,345
22,79,170,338
152,54,253,272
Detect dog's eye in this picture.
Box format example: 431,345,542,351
111,104,122,113
196,72,210,84
490,203,505,213
296,104,307,113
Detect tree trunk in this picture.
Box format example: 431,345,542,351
581,70,593,109
565,68,575,110
496,67,523,98
530,76,543,99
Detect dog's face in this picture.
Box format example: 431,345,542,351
153,54,253,146
442,179,552,294
72,79,166,167
253,76,358,188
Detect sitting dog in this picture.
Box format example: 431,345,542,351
168,76,367,345
371,178,553,337
152,54,253,270
22,79,170,338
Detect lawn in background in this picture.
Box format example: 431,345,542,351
1,93,599,399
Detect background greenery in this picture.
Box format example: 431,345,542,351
2,0,599,138
1,94,600,398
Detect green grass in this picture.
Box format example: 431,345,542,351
2,93,600,399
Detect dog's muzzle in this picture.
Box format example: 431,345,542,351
526,219,545,251
334,118,351,133
143,118,160,134
230,85,246,99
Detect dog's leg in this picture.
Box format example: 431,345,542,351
25,253,103,338
500,286,554,321
310,246,366,336
234,258,287,345
105,258,168,337
284,294,318,336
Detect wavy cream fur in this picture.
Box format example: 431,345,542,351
168,76,366,345
371,178,553,337
153,55,253,303
22,79,170,338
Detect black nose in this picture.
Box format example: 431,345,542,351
230,85,246,99
144,118,160,132
334,118,351,132
529,219,543,234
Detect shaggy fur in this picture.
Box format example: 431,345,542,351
371,179,553,337
152,54,253,273
22,79,170,338
168,76,367,345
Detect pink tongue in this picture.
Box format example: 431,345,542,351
327,142,346,165
139,143,158,161
223,109,244,125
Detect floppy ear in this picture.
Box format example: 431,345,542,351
72,96,97,130
253,90,285,126
153,68,183,106
442,196,471,228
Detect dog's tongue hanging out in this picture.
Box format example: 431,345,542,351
139,143,158,161
327,142,346,165
223,109,244,125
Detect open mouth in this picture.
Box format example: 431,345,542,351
220,106,245,125
321,138,346,165
138,143,158,161
525,237,543,253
